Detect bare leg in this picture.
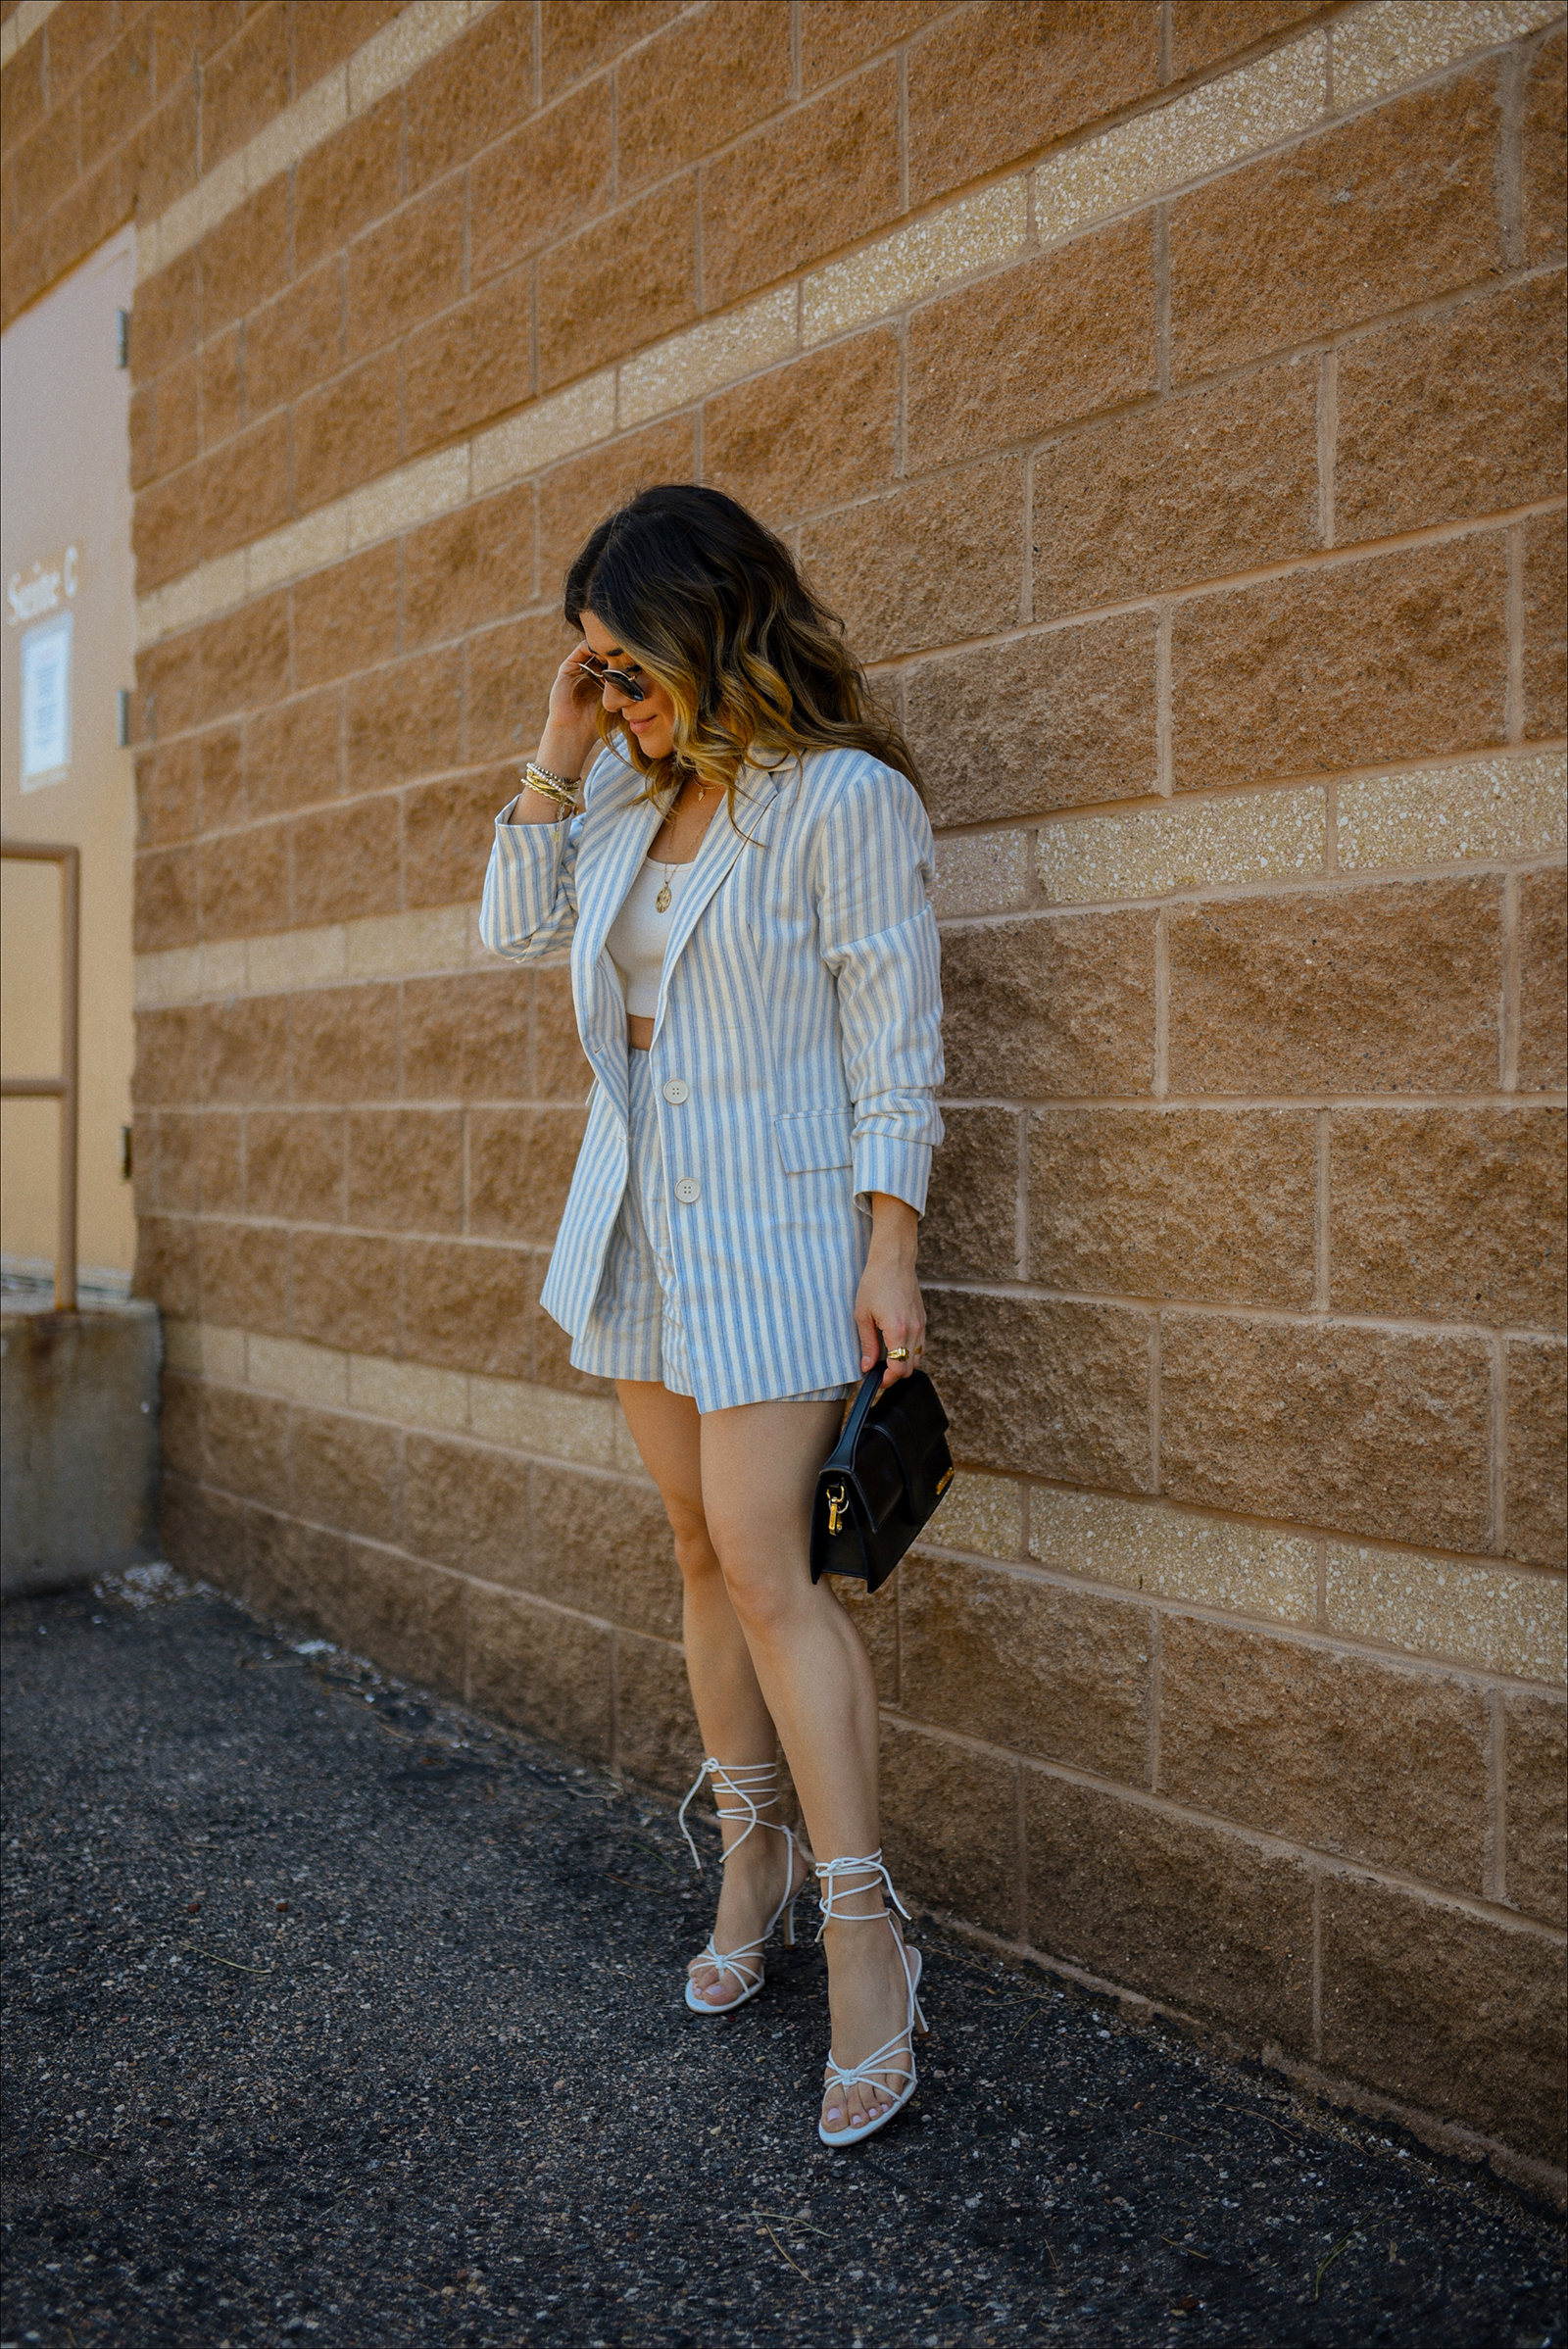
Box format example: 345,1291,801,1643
614,1381,808,2006
698,1400,918,2136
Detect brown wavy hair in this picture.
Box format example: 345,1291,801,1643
563,483,921,808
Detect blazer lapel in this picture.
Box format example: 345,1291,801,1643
652,763,784,1043
572,767,663,1127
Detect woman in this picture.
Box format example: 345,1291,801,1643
479,485,944,2145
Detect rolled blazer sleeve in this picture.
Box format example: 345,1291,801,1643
814,760,945,1215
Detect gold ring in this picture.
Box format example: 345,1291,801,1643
887,1346,909,1361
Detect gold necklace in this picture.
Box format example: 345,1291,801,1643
655,858,677,913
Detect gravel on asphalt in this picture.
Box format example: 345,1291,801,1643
3,1570,1564,2349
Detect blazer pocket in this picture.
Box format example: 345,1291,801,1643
773,1107,854,1174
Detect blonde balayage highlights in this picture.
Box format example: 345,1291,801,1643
563,484,922,811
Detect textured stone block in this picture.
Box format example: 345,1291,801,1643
1325,1543,1566,1685
466,1108,587,1247
618,0,790,187
614,1631,699,1793
202,1384,289,1507
540,0,680,98
924,1470,1026,1561
1172,537,1508,793
293,350,402,514
245,1514,358,1646
703,61,901,312
344,1548,467,1701
908,0,1159,207
1171,72,1505,379
402,970,536,1103
1030,1107,1316,1307
940,911,1156,1100
800,456,1025,661
245,263,346,417
1321,1876,1565,2163
199,2,289,170
928,833,1030,921
1336,750,1565,876
1032,1488,1316,1623
920,1106,1020,1283
467,613,580,763
471,81,612,281
243,1110,344,1224
198,725,246,831
402,771,511,912
160,1475,251,1596
1167,880,1502,1096
345,178,465,362
243,690,342,821
1162,1615,1489,1891
402,485,532,654
289,1405,401,1546
1335,277,1566,543
1524,509,1566,742
290,795,401,930
402,1239,536,1380
203,994,292,1107
404,267,537,457
196,822,289,945
294,92,403,272
127,251,197,385
1330,1108,1566,1330
879,1718,1020,1937
199,325,244,451
521,1464,682,1641
198,1219,289,1339
1169,0,1321,77
1025,1775,1314,2049
293,543,400,689
1161,1313,1492,1551
1506,1340,1567,1570
907,219,1156,474
133,1006,203,1106
134,846,199,954
290,984,400,1104
346,1109,465,1235
1505,1696,1567,1930
466,1584,613,1763
403,0,535,189
908,612,1158,827
1038,787,1326,907
198,175,290,335
538,178,697,391
404,1434,529,1585
198,593,291,724
289,1229,402,1358
132,1212,198,1318
926,1289,1152,1491
704,335,898,529
902,1553,1152,1782
1517,865,1566,1094
1036,362,1317,618
344,648,464,794
1524,28,1566,263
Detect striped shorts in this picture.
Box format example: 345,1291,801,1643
568,1051,850,1406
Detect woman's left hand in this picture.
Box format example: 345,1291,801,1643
855,1195,925,1390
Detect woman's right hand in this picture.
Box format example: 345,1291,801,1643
536,643,604,783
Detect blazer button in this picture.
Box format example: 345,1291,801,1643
662,1078,690,1105
673,1176,701,1205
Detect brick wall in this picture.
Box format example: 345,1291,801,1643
4,0,1563,2180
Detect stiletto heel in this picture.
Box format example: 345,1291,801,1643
815,1850,925,2146
677,1758,807,2016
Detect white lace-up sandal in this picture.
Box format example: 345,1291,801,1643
815,1851,928,2145
677,1758,807,2017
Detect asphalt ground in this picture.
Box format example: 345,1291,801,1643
3,1572,1564,2349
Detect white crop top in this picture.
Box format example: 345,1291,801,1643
605,858,696,1016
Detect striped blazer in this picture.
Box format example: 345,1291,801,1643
478,744,945,1411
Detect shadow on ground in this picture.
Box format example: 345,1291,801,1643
2,1576,1563,2349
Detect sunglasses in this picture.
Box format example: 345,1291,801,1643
576,653,648,704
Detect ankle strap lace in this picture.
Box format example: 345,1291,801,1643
814,1849,911,1937
677,1757,783,1876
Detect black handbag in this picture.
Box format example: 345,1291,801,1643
808,1363,955,1593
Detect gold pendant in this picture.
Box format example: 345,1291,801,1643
655,882,672,912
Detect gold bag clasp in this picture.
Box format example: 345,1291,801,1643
826,1484,849,1536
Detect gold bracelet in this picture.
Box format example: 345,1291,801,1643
526,760,579,793
520,764,577,811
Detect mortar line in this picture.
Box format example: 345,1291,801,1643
1314,1110,1331,1313
1506,521,1526,742
1502,867,1521,1092
1317,346,1338,548
1486,1688,1506,1903
1490,1330,1508,1557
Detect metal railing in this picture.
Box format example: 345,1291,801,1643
0,840,80,1310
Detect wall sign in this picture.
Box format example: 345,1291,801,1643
22,609,73,785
